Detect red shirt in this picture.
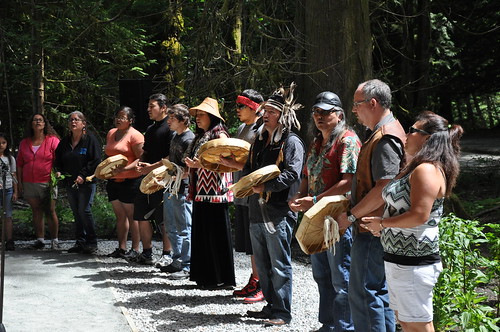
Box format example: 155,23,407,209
17,135,60,183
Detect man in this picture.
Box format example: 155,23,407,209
289,91,360,332
219,89,265,303
337,79,406,331
161,104,195,279
133,93,174,265
244,83,305,327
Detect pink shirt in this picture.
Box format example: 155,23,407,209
17,135,60,183
105,127,144,179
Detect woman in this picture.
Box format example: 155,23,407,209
104,106,144,259
289,91,360,331
184,97,235,289
0,132,18,251
17,113,60,249
362,111,463,332
55,111,101,254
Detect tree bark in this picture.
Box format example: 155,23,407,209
296,0,372,140
30,0,44,114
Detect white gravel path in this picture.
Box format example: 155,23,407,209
95,240,321,332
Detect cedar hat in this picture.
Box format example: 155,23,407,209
189,97,225,122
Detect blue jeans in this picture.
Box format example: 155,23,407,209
349,232,395,332
311,226,354,331
66,183,97,245
164,191,192,271
0,187,13,218
250,218,293,323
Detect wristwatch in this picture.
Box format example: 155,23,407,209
347,211,357,223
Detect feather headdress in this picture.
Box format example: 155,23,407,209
257,82,304,143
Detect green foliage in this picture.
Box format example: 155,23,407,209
91,191,116,237
434,214,499,331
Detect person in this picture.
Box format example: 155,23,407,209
55,111,101,254
337,79,406,332
17,113,60,249
133,93,174,266
160,104,195,280
244,83,305,327
104,106,144,259
184,97,235,289
289,91,361,332
0,133,18,251
361,111,463,332
218,89,265,303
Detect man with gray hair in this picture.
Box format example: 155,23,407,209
337,79,406,331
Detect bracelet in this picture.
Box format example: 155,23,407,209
380,218,385,230
312,196,317,204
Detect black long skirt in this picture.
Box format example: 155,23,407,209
190,201,236,287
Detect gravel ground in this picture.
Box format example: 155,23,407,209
93,240,320,332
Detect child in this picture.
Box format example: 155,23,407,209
0,132,18,251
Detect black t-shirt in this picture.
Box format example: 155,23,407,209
142,117,173,163
169,129,195,194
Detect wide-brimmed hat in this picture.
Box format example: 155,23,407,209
189,97,225,122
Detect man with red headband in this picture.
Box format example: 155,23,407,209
219,89,264,303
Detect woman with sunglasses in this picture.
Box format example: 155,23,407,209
17,113,60,249
361,111,463,332
55,111,101,254
104,106,144,259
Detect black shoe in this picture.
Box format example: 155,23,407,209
264,318,287,327
68,244,84,253
5,240,15,251
246,308,272,319
82,244,97,254
31,240,45,250
160,261,182,273
107,248,126,258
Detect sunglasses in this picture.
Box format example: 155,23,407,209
236,104,247,110
312,108,335,116
408,126,430,135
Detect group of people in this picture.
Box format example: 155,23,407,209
0,78,463,331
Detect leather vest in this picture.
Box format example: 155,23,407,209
355,120,406,222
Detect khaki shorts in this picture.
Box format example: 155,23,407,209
23,182,58,200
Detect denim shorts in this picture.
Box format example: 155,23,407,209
385,261,442,322
0,187,13,218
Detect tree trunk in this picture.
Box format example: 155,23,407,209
464,96,475,130
296,0,372,141
30,0,44,114
485,95,496,128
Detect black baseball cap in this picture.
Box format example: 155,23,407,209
312,91,343,111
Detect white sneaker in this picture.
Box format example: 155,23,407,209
169,270,190,280
51,240,60,250
155,253,173,268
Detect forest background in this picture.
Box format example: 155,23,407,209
0,0,498,143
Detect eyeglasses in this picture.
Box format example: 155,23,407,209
352,99,370,108
68,118,82,123
236,104,246,110
115,117,129,121
312,108,335,116
408,126,430,135
32,119,45,123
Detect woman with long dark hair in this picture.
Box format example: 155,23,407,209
17,113,60,249
362,111,463,332
55,111,101,254
184,97,235,289
0,132,18,250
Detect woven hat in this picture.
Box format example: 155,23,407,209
189,97,224,122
